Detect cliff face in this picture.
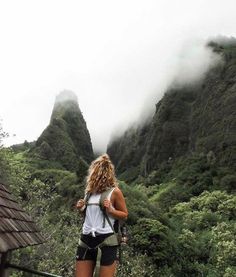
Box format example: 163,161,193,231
107,121,151,174
107,39,236,177
35,90,94,170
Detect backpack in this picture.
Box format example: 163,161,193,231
83,187,127,244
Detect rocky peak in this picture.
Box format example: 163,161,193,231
35,90,94,170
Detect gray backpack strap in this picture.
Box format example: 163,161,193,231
99,187,115,206
82,192,91,219
84,192,91,204
99,187,116,229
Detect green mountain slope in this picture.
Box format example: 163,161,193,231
107,38,236,179
34,90,94,170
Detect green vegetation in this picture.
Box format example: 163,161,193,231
1,39,236,276
1,115,236,277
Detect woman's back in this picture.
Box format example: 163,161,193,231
83,189,116,236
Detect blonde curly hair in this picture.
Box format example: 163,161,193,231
85,153,118,193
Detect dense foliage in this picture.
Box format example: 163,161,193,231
2,141,235,277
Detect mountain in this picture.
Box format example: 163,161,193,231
35,90,94,170
107,38,236,179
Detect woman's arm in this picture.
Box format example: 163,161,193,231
103,187,128,220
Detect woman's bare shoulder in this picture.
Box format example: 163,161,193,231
113,187,124,197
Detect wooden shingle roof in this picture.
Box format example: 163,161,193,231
0,182,45,253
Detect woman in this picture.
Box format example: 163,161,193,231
75,153,128,277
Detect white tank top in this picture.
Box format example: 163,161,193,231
82,188,116,236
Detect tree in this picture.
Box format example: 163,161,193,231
131,218,171,266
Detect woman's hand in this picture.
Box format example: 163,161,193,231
76,199,85,210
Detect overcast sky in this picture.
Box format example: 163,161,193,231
0,0,236,152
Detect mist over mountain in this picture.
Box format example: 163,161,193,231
34,90,94,170
107,38,236,179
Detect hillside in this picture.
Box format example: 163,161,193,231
107,38,236,180
34,90,94,171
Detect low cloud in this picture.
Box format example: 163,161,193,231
108,38,222,148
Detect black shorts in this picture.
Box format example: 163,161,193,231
75,233,118,266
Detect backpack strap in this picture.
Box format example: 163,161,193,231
82,192,91,220
99,187,116,229
99,187,115,206
84,192,91,204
